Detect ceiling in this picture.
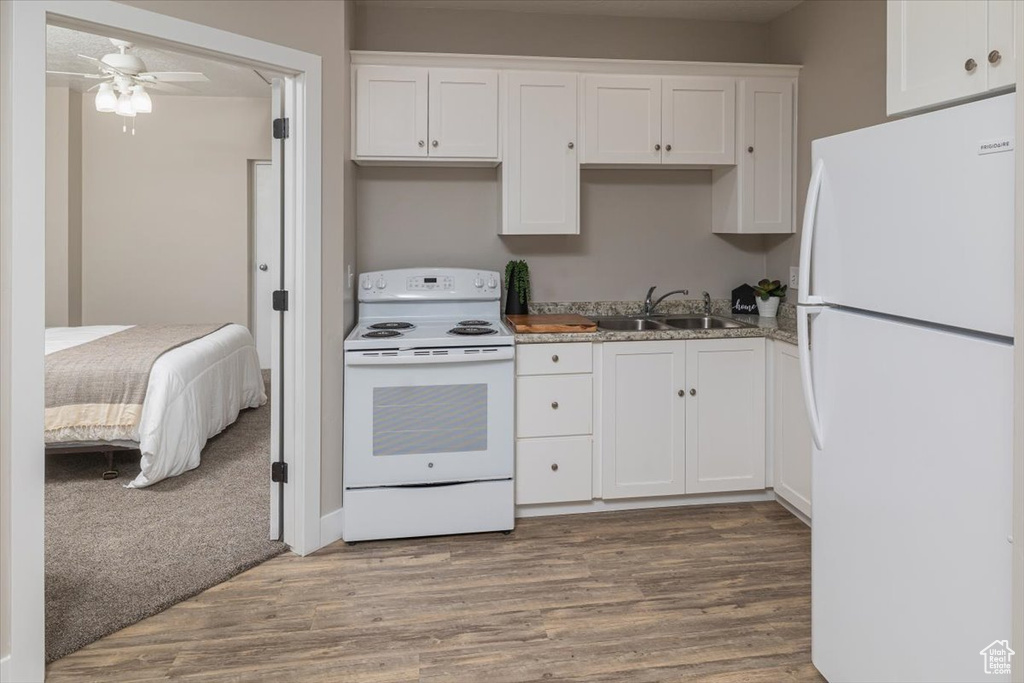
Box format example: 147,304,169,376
356,0,803,23
46,25,274,98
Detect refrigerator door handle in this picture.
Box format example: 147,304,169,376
797,304,825,449
798,159,825,306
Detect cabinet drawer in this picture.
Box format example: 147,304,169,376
516,375,593,438
517,343,592,376
516,437,593,505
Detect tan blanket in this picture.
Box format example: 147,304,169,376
45,324,228,444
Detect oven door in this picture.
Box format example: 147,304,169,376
344,346,514,487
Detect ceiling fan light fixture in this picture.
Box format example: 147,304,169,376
131,85,152,114
95,82,117,113
115,91,136,117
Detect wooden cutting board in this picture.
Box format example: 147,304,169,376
505,314,597,333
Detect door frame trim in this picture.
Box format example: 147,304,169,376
0,2,322,680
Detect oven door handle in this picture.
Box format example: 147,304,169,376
346,347,515,365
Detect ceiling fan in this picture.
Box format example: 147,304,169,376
47,38,210,129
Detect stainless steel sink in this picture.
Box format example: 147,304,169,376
593,316,668,331
662,315,749,330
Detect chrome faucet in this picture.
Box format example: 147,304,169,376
702,291,712,316
643,286,689,317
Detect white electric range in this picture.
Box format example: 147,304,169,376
342,268,515,542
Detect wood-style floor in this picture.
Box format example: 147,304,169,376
46,502,824,682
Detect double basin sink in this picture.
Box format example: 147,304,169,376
593,314,751,332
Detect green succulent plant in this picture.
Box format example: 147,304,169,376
504,260,531,305
753,278,788,301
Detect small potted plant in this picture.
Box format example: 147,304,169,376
504,259,531,316
752,278,787,318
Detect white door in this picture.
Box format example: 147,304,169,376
808,93,1015,337
808,307,1012,682
502,71,578,235
427,68,498,158
772,341,811,517
601,341,687,498
583,75,662,164
987,0,1019,90
355,65,428,157
886,0,989,115
739,78,793,234
684,338,765,494
662,77,736,165
251,161,275,370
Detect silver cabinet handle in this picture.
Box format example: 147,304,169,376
989,50,1002,64
747,146,754,153
965,58,978,72
654,144,661,151
690,388,697,396
567,142,574,149
418,140,425,147
551,463,559,472
677,389,684,397
258,263,269,272
551,354,559,363
665,144,672,151
431,140,439,147
551,401,559,409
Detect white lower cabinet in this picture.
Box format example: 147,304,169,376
515,343,594,505
685,338,766,493
601,338,766,499
515,436,592,505
771,341,812,518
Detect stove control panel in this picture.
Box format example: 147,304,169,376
358,268,502,302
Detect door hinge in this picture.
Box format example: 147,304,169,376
272,290,289,312
271,461,288,483
273,118,289,140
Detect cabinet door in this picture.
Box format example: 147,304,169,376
987,0,1019,90
685,338,766,494
886,0,989,115
739,78,793,234
427,68,498,158
583,75,662,165
601,341,687,498
662,77,736,165
772,342,812,518
355,66,428,158
503,72,578,235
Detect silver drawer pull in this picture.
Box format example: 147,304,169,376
551,401,559,409
690,388,697,396
551,354,559,362
551,463,559,472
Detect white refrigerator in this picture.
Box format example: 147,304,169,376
798,93,1015,682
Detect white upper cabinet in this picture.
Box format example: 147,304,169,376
354,66,498,160
601,341,688,499
583,75,663,165
887,0,1017,115
355,66,428,158
662,77,736,165
502,72,578,235
712,77,795,234
684,338,766,494
427,69,499,158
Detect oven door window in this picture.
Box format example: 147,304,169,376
373,384,487,456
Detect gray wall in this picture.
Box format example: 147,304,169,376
764,0,889,286
354,4,777,300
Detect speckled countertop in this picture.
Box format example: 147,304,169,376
510,300,798,346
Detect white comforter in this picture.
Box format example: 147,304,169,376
45,324,267,488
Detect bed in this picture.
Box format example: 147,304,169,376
45,324,267,488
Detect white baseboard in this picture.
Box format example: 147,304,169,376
515,490,774,518
319,507,345,547
772,492,811,527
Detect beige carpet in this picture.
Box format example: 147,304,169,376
44,377,286,662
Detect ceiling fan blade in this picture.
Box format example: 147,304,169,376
46,70,106,79
139,80,195,94
138,71,209,83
